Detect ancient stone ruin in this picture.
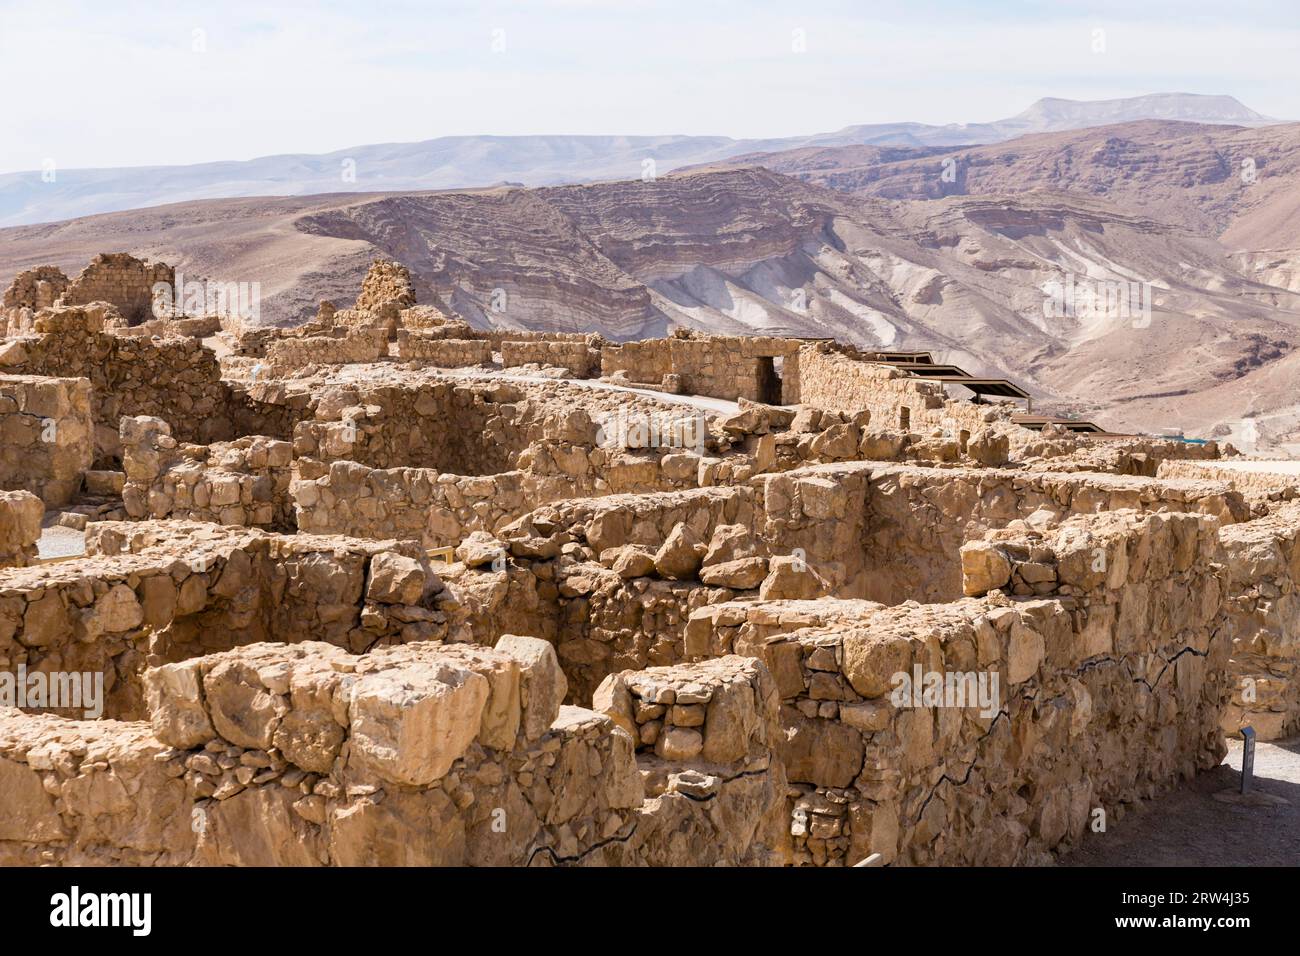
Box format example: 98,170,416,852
0,255,1295,866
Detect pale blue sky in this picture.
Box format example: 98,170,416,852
0,0,1295,173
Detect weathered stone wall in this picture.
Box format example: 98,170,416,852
2,266,69,333
292,435,704,549
0,522,447,721
398,305,456,331
292,380,537,475
0,374,93,506
3,265,69,311
264,331,387,373
489,330,598,347
120,417,295,530
395,334,493,367
601,333,799,403
465,473,871,701
1018,434,1222,477
501,340,598,377
792,343,1000,434
354,259,417,314
697,510,1229,865
0,491,43,567
1217,501,1300,740
1158,459,1300,514
860,463,1248,604
59,253,174,325
0,308,233,462
111,315,222,340
0,640,785,866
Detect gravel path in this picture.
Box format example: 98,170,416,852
1061,737,1300,866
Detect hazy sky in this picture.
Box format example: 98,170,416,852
1,0,1296,174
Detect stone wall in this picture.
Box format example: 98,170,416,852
859,463,1248,604
354,259,417,313
792,343,1001,433
2,266,69,333
501,340,599,377
1018,433,1222,476
0,640,785,866
120,417,295,530
395,334,493,367
3,265,69,311
0,522,447,721
464,473,872,701
1218,501,1300,739
601,333,800,403
0,307,233,462
264,331,387,373
292,431,707,549
59,253,174,325
489,330,598,347
0,374,93,506
112,315,222,340
736,509,1230,865
0,491,43,567
1158,459,1300,514
292,380,537,475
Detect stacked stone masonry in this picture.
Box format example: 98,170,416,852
3,248,1300,869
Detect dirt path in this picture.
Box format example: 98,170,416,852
1062,737,1300,866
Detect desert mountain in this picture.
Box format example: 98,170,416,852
4,144,1300,447
0,93,1279,227
699,119,1300,245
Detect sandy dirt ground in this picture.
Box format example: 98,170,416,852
1061,737,1300,866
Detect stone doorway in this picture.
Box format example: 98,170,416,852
757,356,783,405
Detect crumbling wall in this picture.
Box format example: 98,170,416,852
1218,501,1300,739
120,417,295,530
264,331,387,373
861,464,1247,604
501,340,598,377
0,641,785,866
1158,459,1300,514
2,266,69,333
476,473,872,701
601,333,799,402
793,344,999,433
0,491,43,567
687,510,1229,866
395,334,493,367
3,265,69,311
292,438,701,549
0,307,233,462
354,259,417,313
59,253,174,325
0,522,448,721
0,374,93,506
